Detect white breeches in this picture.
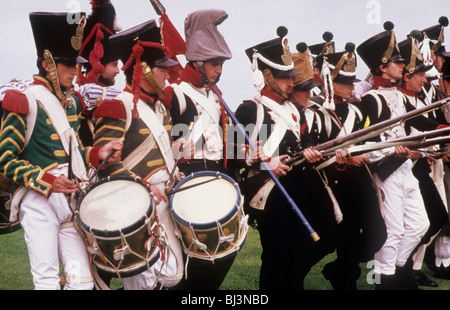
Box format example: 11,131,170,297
374,160,430,275
19,189,93,290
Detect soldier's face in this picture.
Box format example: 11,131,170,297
380,61,405,81
274,77,294,95
100,60,120,86
292,89,311,107
202,59,225,85
55,63,78,88
333,82,355,100
433,55,445,72
404,71,427,93
141,66,170,94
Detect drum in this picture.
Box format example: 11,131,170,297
75,175,162,278
169,171,248,261
0,191,21,235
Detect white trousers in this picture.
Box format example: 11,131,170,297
374,160,430,275
122,170,184,290
19,187,93,290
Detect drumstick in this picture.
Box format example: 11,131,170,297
169,122,194,178
97,137,125,171
165,175,221,196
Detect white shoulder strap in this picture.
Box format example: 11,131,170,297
170,83,187,115
250,102,264,143
22,90,38,149
365,89,383,118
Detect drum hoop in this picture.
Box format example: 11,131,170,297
75,175,154,238
169,170,241,229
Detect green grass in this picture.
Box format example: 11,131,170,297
0,227,448,290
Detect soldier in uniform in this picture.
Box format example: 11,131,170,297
416,17,450,281
92,19,188,290
166,9,238,290
76,0,123,147
308,31,335,99
311,43,388,290
0,12,123,290
396,35,448,288
234,26,323,289
357,21,445,289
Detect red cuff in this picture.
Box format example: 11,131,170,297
41,172,57,187
89,146,102,168
438,125,450,129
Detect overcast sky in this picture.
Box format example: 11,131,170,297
1,0,449,111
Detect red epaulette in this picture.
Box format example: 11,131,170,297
93,99,127,119
2,90,29,115
73,91,86,111
161,85,174,109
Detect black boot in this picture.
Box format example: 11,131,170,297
412,270,438,287
395,266,421,290
322,262,359,290
374,274,397,290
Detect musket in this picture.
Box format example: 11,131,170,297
316,133,450,170
287,96,450,166
322,126,450,159
211,86,320,242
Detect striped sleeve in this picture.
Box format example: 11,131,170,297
0,97,56,197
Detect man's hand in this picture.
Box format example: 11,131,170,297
267,155,290,177
98,139,123,163
173,138,195,160
151,185,167,205
394,145,411,158
53,175,77,194
303,147,322,164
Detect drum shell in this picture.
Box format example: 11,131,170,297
173,205,242,257
169,171,248,261
76,211,160,278
75,176,161,278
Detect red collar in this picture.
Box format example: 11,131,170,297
124,84,156,104
333,95,346,105
33,75,54,91
261,87,286,104
396,86,416,97
181,64,204,88
373,75,396,88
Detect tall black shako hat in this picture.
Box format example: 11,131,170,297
109,20,177,114
245,26,298,97
30,12,88,65
316,42,359,85
79,2,120,83
315,43,359,109
420,16,450,58
398,33,433,75
245,26,298,79
357,21,406,74
308,31,335,68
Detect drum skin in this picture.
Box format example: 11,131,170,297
169,171,248,261
75,175,161,278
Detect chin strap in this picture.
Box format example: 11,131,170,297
262,69,290,100
141,61,165,99
43,49,73,108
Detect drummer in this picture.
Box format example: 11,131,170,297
165,9,240,290
91,20,191,290
0,12,123,290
